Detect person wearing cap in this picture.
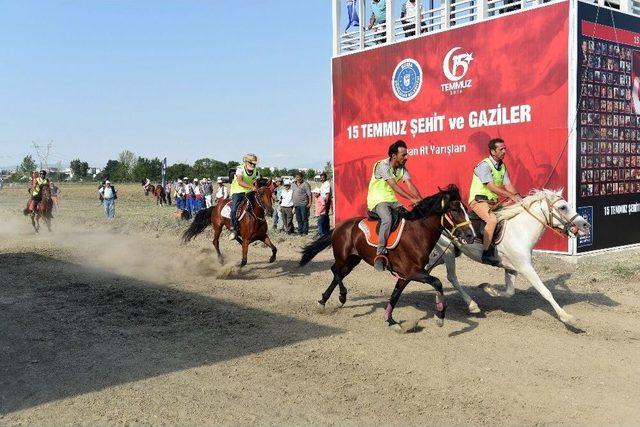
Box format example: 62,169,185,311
192,178,204,214
228,153,261,240
215,177,229,202
185,178,195,215
202,178,213,208
175,179,186,211
279,178,295,234
98,180,117,219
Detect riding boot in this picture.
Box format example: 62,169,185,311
481,245,500,266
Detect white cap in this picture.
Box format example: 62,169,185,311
216,177,223,183
105,180,111,184
312,188,320,194
283,178,291,185
178,179,182,183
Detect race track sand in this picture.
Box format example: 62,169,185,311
1,184,639,425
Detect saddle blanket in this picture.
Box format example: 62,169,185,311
358,218,406,250
221,201,247,221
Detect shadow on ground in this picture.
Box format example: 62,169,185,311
338,272,619,336
0,252,342,415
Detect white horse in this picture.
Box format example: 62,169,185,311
427,189,590,327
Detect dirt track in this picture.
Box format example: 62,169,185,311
1,184,640,425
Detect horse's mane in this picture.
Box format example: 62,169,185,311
403,184,461,221
494,188,563,221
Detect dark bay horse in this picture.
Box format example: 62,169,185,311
182,181,276,267
153,184,167,206
25,183,53,233
299,185,475,331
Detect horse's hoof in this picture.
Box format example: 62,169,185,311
480,283,500,297
560,314,578,328
434,314,444,327
468,301,481,314
316,301,326,312
388,322,403,333
269,256,276,263
338,294,347,306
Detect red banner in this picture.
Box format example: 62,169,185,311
332,2,569,251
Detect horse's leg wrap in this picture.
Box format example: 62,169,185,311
434,292,447,319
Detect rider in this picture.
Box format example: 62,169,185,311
468,138,522,265
28,170,50,213
228,153,261,240
367,140,422,272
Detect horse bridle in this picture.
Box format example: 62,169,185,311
523,195,580,237
439,199,472,243
247,189,269,222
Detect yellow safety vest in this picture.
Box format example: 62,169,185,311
366,160,404,211
468,157,506,204
229,166,257,195
32,177,47,197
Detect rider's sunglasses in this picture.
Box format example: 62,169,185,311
247,161,257,166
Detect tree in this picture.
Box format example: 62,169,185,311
193,158,228,179
132,157,162,182
19,155,37,174
102,160,121,181
117,150,137,180
323,161,333,179
166,163,195,181
70,158,89,179
305,168,317,180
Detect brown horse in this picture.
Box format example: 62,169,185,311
25,183,53,233
182,181,276,266
299,185,475,331
153,184,167,206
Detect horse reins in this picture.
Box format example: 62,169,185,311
520,196,579,238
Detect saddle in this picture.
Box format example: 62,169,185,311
220,198,249,221
468,211,506,245
358,208,407,250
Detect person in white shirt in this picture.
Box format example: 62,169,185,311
98,180,117,219
215,177,229,202
280,179,295,234
318,172,332,236
401,0,423,37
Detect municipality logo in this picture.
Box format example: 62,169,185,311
392,59,422,102
441,47,473,95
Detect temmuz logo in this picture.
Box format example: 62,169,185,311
441,47,473,95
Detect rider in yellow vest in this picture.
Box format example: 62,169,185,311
468,138,522,265
367,140,422,272
228,153,260,240
28,170,50,213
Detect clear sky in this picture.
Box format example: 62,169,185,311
0,1,332,170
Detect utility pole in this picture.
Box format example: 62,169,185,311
32,141,52,171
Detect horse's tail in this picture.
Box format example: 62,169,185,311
299,230,334,267
181,206,213,243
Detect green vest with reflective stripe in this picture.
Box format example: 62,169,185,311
32,177,47,197
468,157,506,204
367,160,404,211
229,166,257,195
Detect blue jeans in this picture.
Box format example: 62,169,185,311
230,193,245,231
317,214,329,237
294,205,310,235
103,198,115,219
